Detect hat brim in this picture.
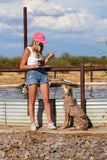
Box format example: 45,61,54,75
32,38,48,44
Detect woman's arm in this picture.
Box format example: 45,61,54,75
44,51,55,65
20,48,40,70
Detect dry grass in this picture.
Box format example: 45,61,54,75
0,72,25,84
0,71,107,85
47,71,107,82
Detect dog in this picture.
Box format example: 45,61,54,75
61,84,89,130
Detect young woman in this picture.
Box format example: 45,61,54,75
20,32,56,131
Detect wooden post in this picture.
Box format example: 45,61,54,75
80,63,85,112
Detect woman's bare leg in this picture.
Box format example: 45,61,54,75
28,84,38,124
40,83,51,123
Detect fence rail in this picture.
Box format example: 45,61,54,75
0,65,107,72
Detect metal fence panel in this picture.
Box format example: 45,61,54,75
0,101,5,125
0,99,107,126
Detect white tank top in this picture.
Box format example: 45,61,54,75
27,46,43,65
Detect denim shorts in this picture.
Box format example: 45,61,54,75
26,68,48,85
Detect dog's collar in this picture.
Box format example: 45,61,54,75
62,96,71,99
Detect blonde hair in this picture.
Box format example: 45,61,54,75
29,40,44,57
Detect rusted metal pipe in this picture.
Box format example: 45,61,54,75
0,66,107,72
23,7,29,115
90,64,93,82
23,7,27,49
80,63,85,112
54,71,56,78
23,7,27,84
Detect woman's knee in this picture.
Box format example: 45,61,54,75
43,97,50,104
29,98,36,105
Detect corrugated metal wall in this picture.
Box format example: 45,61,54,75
0,99,107,126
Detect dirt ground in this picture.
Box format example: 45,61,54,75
0,71,107,85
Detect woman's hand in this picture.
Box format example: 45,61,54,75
33,62,41,68
48,51,55,59
43,51,55,65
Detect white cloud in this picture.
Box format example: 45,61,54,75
22,0,106,35
28,9,96,32
97,19,107,30
0,22,10,31
0,0,24,35
23,0,64,16
0,0,107,44
23,0,106,43
0,0,22,19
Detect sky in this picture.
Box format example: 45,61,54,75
0,0,107,58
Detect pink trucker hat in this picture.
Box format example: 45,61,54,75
32,32,48,44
